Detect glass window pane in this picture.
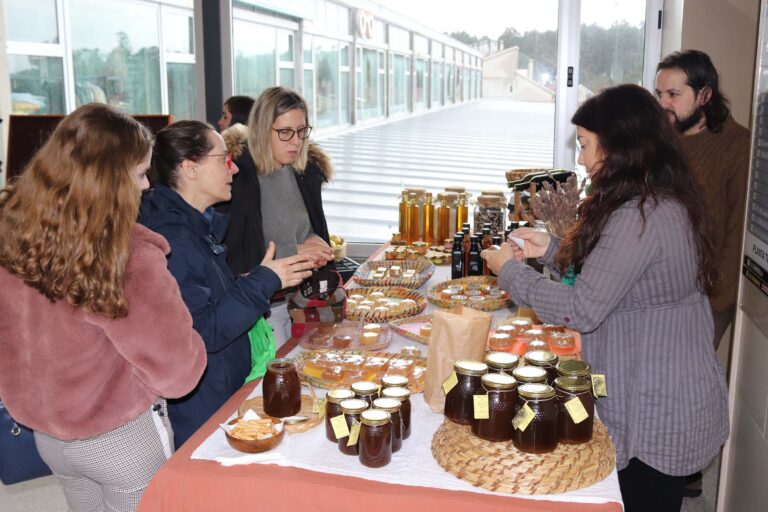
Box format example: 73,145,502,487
5,0,58,44
359,48,379,120
9,55,65,114
414,58,426,110
431,61,442,106
233,20,276,97
280,68,295,88
340,43,349,67
70,0,161,114
303,69,315,123
304,34,313,63
340,71,350,124
163,12,193,54
167,62,196,120
392,54,407,114
279,31,294,62
315,37,339,128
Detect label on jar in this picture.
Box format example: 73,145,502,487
331,414,350,439
346,420,361,446
512,403,535,432
565,396,589,424
473,395,489,420
592,374,608,398
442,372,459,394
313,398,327,419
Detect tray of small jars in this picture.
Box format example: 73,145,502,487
346,287,427,322
296,348,426,393
426,276,511,312
298,322,392,352
388,313,433,345
487,317,582,358
352,258,435,289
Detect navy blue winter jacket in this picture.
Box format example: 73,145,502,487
140,184,281,448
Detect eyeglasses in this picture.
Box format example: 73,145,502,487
272,126,312,141
206,152,234,170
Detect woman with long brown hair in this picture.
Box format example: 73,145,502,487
483,84,728,512
0,103,206,511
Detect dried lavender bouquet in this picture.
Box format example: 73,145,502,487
523,172,586,238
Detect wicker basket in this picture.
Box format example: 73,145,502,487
388,313,434,345
346,286,426,322
427,276,511,312
432,418,616,495
352,258,434,289
237,395,322,434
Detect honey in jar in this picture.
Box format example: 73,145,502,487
262,358,301,418
471,373,517,442
338,398,369,455
555,376,594,444
373,397,402,452
484,351,519,375
556,360,591,379
444,360,488,425
381,375,409,390
381,386,411,439
513,383,558,454
351,381,379,407
325,388,355,442
511,365,548,385
524,350,559,385
359,410,392,468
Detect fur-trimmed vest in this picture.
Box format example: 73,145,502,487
218,124,334,275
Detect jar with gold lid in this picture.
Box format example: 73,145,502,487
556,360,591,379
325,388,355,442
358,409,392,468
338,398,369,455
524,350,559,385
351,381,379,407
381,374,409,390
513,383,558,454
444,360,488,425
554,376,594,444
511,365,548,385
381,387,412,439
484,351,519,375
471,373,517,442
373,397,402,452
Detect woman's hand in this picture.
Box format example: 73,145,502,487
509,227,552,259
481,243,515,275
297,236,334,268
260,242,315,288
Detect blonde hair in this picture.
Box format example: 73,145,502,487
0,103,153,318
247,86,310,175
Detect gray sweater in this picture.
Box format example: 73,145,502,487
258,166,313,258
499,199,729,475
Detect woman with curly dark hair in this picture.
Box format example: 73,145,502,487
483,84,728,512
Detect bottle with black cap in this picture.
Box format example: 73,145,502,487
451,232,465,279
467,234,483,276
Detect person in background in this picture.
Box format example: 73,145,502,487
218,95,255,132
483,84,729,512
220,86,334,275
0,103,207,511
655,50,750,351
140,120,314,448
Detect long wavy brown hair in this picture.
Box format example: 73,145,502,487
556,84,716,294
0,103,153,318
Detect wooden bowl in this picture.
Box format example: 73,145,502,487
224,417,284,453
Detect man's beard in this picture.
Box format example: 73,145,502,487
668,106,704,133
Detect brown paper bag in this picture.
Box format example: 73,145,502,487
423,306,492,413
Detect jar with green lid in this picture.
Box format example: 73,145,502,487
554,376,594,444
484,351,519,374
524,350,559,385
359,409,392,468
471,373,517,442
444,360,488,425
325,389,355,442
511,365,548,385
556,360,591,379
373,397,402,452
338,398,369,455
513,383,558,454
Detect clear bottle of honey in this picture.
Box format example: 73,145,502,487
437,196,451,245
398,191,408,237
456,193,468,233
408,192,420,244
423,192,435,245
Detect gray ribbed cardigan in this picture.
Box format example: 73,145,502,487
499,199,729,475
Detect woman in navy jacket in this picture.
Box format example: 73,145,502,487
140,120,313,448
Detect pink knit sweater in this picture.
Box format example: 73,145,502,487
0,224,207,440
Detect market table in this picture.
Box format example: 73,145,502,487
137,256,623,512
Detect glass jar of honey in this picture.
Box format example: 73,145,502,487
513,383,558,454
359,410,392,468
484,351,519,375
556,360,591,379
351,381,380,407
263,358,302,418
325,389,355,442
511,365,548,385
524,350,559,385
444,360,488,425
471,373,517,442
549,331,576,351
373,397,402,453
381,387,412,439
338,398,369,455
555,376,594,444
381,375,409,391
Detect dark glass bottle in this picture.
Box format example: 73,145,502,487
451,233,465,279
462,224,471,271
467,234,482,276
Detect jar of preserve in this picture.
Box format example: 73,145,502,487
471,373,517,442
556,360,591,379
444,360,488,425
555,376,594,444
373,397,402,453
359,409,393,468
351,381,379,407
484,351,519,375
263,358,302,418
513,383,558,454
338,398,369,455
381,375,409,391
325,388,355,442
525,338,550,353
511,365,548,385
523,328,546,341
549,331,576,351
381,387,412,439
488,333,513,351
524,350,559,385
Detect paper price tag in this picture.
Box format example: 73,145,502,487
346,420,361,446
565,397,589,424
592,374,608,398
313,398,327,419
512,403,535,432
330,414,349,439
442,372,459,395
473,395,489,420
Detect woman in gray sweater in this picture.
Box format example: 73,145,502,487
484,84,728,512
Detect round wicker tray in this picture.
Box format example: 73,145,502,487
388,313,434,345
427,276,511,312
237,395,322,434
431,418,615,495
346,286,426,322
352,258,434,289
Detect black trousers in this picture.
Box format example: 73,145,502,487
618,458,687,512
